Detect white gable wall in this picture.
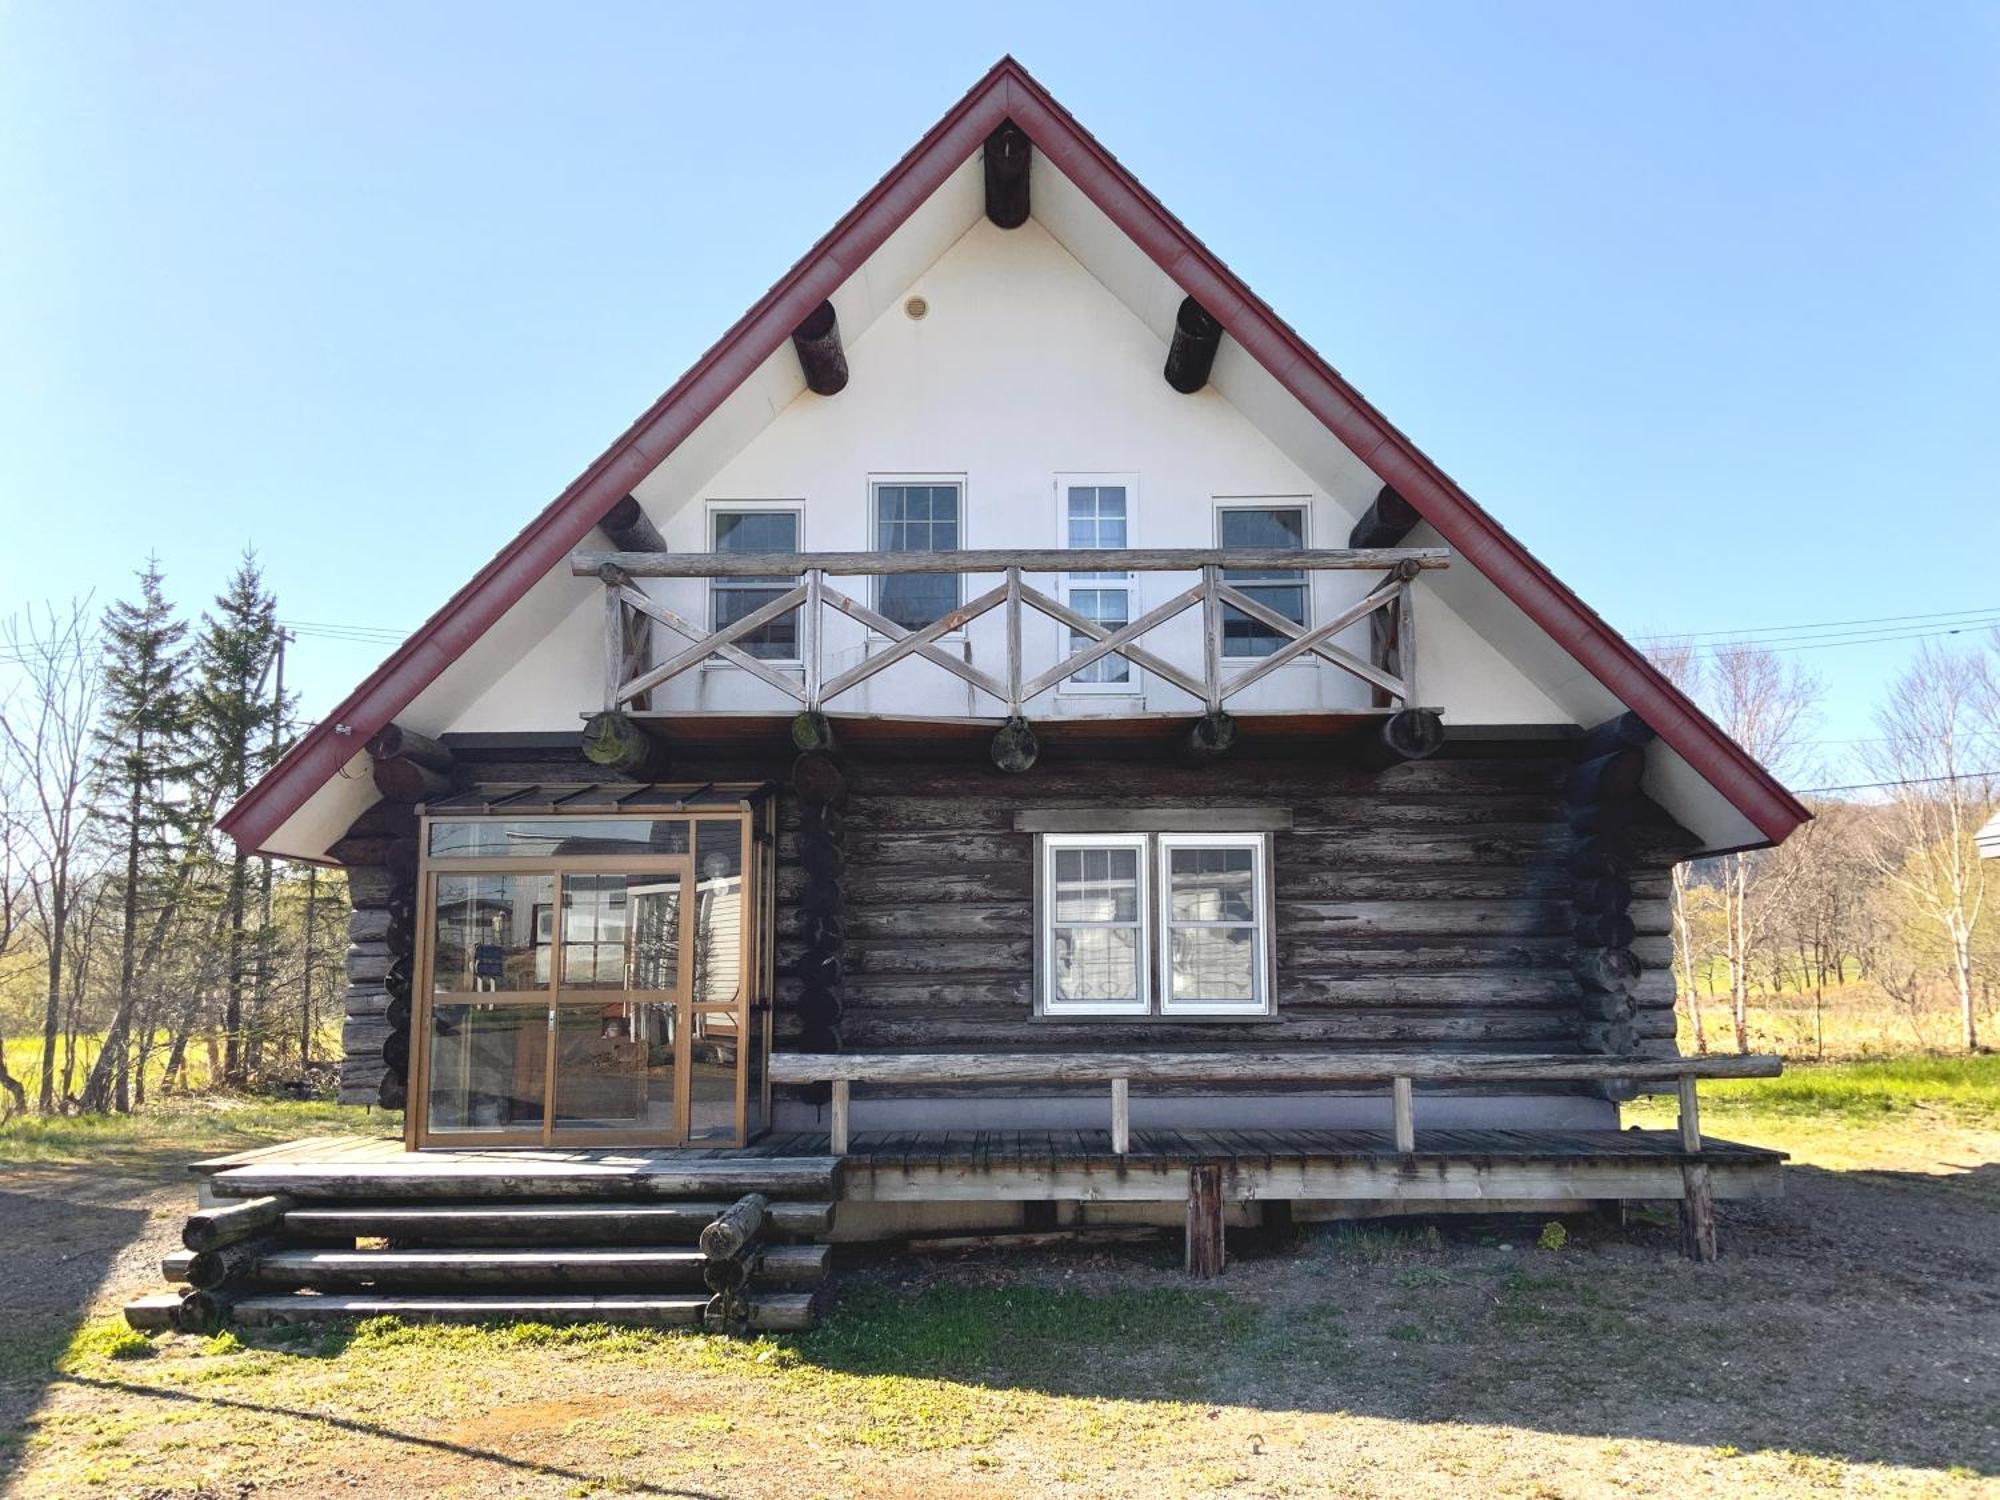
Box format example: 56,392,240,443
446,209,1563,732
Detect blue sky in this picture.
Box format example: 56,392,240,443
3,1,1996,786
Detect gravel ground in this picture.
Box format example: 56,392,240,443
0,1112,1994,1499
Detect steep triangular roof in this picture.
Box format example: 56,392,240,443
220,56,1809,855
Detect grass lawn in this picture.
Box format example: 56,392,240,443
1,1059,1995,1498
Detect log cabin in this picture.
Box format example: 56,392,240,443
135,58,1808,1334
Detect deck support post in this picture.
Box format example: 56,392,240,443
1391,1076,1416,1154
1110,1077,1130,1155
829,1079,850,1156
1680,1162,1717,1262
1185,1164,1225,1277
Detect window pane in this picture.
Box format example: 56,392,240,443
429,819,690,859
1169,927,1256,1003
1053,846,1139,922
551,1002,676,1133
1054,926,1139,1004
1221,505,1307,659
688,1007,739,1140
875,484,962,628
1168,845,1256,923
1067,587,1131,685
561,872,682,991
427,1003,548,1132
431,873,554,994
694,821,743,1006
713,510,799,659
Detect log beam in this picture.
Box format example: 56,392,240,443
1164,296,1222,394
581,709,669,780
983,121,1031,228
600,494,667,554
1347,484,1421,549
790,300,848,396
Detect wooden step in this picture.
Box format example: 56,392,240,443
225,1292,815,1331
283,1200,835,1244
208,1157,839,1202
245,1244,830,1290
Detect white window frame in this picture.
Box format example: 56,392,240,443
1214,498,1312,662
1055,473,1140,695
1156,833,1272,1017
706,501,805,668
1038,833,1151,1017
869,473,967,639
1034,829,1275,1020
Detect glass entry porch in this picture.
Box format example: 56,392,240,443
409,787,774,1149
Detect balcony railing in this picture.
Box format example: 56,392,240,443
569,545,1449,721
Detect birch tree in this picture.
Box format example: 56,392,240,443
1862,642,1993,1052
1703,641,1822,1053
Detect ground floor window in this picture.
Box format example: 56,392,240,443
1037,831,1272,1018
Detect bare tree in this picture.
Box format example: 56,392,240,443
0,761,31,1116
0,601,104,1111
1862,642,1992,1052
1703,641,1822,1053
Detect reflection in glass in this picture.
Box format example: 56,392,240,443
1052,847,1138,922
552,1003,676,1132
1054,926,1138,1004
561,873,682,991
1167,846,1255,922
431,873,554,993
688,1008,739,1140
427,1003,547,1131
695,821,744,1005
430,819,691,859
1169,927,1256,1002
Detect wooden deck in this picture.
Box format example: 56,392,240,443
193,1127,1784,1209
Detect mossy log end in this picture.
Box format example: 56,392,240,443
1186,710,1237,761
582,710,668,779
991,717,1038,774
791,711,837,754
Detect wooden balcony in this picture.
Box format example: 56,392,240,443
570,545,1451,763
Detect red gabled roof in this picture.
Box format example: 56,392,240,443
220,56,1810,854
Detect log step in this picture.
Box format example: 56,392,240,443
245,1244,830,1290
208,1157,839,1202
225,1292,816,1331
283,1200,835,1245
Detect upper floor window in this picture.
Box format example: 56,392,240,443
1060,477,1134,689
1217,502,1308,658
873,479,963,632
710,505,801,661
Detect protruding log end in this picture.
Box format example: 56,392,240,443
991,716,1039,774
791,300,848,396
378,1073,407,1112
984,121,1031,228
1164,296,1222,393
791,711,837,754
1347,484,1422,549
371,756,452,805
364,723,453,772
1365,708,1446,768
581,709,668,780
601,494,668,554
1565,748,1647,805
1186,710,1237,761
790,750,848,810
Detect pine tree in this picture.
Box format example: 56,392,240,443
186,551,290,1086
80,559,187,1112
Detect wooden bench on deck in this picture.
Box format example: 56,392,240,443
767,1050,1784,1270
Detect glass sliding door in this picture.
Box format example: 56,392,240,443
549,868,689,1142
410,794,772,1150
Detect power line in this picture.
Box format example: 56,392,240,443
1796,769,2000,796
1630,604,2000,644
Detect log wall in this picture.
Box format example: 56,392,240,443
388,735,1696,1109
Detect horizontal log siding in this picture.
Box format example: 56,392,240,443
434,741,1697,1094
